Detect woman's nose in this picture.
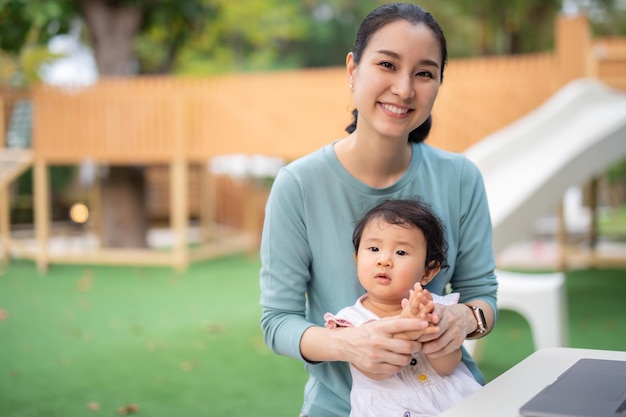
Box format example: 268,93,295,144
391,75,415,100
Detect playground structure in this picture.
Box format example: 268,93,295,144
0,13,625,272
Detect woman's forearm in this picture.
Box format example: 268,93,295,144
300,325,350,363
302,317,429,375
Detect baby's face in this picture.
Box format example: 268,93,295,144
355,219,428,304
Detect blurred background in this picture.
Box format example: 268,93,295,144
0,0,625,265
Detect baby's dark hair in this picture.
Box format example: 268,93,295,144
352,199,449,272
345,3,448,143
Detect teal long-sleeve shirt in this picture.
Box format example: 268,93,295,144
260,142,498,417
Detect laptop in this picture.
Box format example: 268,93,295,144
519,358,626,417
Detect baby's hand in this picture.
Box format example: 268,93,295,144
396,284,438,341
400,283,433,320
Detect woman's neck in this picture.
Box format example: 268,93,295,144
334,132,413,188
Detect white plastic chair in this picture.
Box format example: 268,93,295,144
464,269,568,360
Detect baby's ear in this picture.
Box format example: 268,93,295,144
420,261,441,284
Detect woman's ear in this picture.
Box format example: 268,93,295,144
420,261,441,285
346,52,356,86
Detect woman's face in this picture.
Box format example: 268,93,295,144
347,20,442,141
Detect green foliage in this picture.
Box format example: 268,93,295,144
134,0,219,74
432,0,562,55
0,1,31,53
0,0,77,85
607,157,626,184
575,0,626,36
1,0,626,77
171,0,309,74
290,0,382,67
0,0,76,52
17,43,57,85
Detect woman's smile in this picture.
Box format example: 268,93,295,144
380,102,414,117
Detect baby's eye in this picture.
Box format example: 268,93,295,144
379,61,396,70
368,247,379,252
396,250,407,256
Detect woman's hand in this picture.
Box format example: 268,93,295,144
341,317,429,379
417,303,470,358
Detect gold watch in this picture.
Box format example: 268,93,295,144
466,304,487,338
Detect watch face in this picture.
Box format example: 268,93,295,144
477,308,487,328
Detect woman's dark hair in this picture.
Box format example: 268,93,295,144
345,3,448,144
352,199,449,272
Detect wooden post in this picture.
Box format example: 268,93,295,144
33,160,49,272
170,99,188,272
170,158,188,271
0,96,6,263
555,14,593,87
0,95,5,147
90,167,103,249
199,162,215,243
0,185,9,263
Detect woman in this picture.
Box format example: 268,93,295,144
259,3,498,417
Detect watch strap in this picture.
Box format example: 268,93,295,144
466,304,487,338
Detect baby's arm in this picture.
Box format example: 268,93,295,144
425,348,463,376
400,285,463,376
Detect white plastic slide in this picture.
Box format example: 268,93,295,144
464,79,626,255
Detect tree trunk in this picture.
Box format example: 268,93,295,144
100,167,148,248
79,0,143,75
79,0,149,248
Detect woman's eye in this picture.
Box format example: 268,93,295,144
416,70,434,78
379,61,395,70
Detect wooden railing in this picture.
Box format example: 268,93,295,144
594,37,626,91
32,69,352,164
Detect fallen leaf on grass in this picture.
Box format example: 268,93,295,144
77,271,94,293
205,323,226,334
180,360,199,372
117,404,140,415
87,402,101,411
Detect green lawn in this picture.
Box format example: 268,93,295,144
0,255,624,417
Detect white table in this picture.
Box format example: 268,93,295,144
439,347,626,417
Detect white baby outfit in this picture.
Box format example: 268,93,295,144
324,293,481,417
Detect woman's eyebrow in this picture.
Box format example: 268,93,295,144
375,49,440,69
